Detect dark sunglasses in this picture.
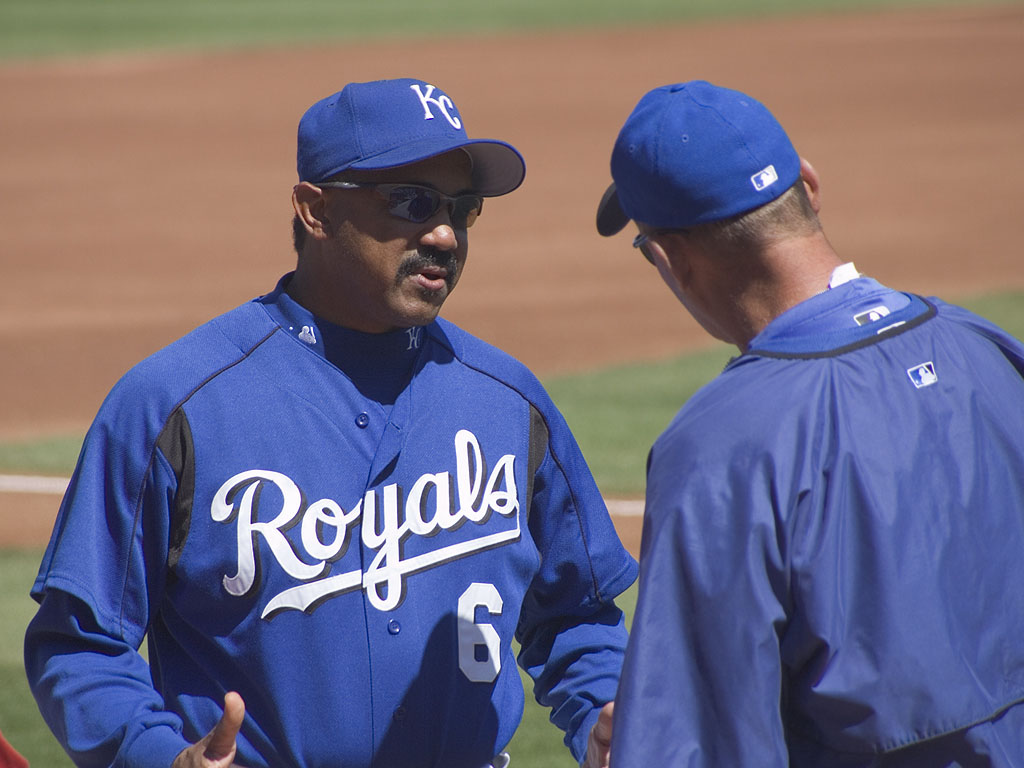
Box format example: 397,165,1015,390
318,181,484,229
632,232,657,265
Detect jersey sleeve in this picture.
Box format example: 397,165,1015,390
25,380,192,768
514,398,638,762
610,415,791,768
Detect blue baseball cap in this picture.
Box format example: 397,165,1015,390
596,80,801,236
297,78,526,196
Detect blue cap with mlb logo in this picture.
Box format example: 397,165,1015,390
297,78,525,196
596,80,801,236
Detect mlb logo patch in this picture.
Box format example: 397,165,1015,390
907,362,938,389
854,305,891,326
751,165,779,191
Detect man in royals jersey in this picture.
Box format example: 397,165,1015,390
26,78,636,768
596,80,1024,765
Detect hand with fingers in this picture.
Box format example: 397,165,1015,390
172,692,246,768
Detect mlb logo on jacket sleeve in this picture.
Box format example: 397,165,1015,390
907,361,938,389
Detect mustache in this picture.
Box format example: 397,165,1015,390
397,248,459,285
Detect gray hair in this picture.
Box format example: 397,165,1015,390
689,179,820,252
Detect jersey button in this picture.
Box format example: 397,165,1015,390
393,706,407,722
387,619,401,635
355,412,370,428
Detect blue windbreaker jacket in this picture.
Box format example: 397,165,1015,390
612,277,1024,766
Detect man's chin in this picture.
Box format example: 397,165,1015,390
396,298,446,329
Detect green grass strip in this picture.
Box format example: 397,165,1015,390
0,0,1012,60
546,345,735,497
0,434,83,476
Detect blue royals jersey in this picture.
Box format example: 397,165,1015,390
612,276,1024,767
27,276,637,768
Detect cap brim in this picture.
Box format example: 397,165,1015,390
462,141,526,197
596,183,629,236
349,138,525,198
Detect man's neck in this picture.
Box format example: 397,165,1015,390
729,234,844,351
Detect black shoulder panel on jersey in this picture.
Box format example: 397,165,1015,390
523,404,549,526
159,405,196,576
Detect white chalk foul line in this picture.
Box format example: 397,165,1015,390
605,499,645,517
0,474,71,495
0,475,648,517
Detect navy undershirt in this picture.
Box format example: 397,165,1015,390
259,273,422,407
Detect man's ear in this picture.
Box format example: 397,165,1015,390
799,157,822,214
292,183,331,239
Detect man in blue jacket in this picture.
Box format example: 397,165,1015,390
26,78,636,768
596,80,1024,765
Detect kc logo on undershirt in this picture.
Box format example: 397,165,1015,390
210,429,519,618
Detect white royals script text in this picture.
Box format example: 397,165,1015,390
210,429,520,618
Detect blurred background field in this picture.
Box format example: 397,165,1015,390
2,0,1021,439
0,0,1010,60
1,0,1022,765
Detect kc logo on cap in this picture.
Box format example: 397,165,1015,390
410,84,463,130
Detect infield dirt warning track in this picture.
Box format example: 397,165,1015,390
1,5,1022,554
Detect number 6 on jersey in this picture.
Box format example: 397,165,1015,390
458,583,503,683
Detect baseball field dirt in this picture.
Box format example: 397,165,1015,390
1,4,1022,556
